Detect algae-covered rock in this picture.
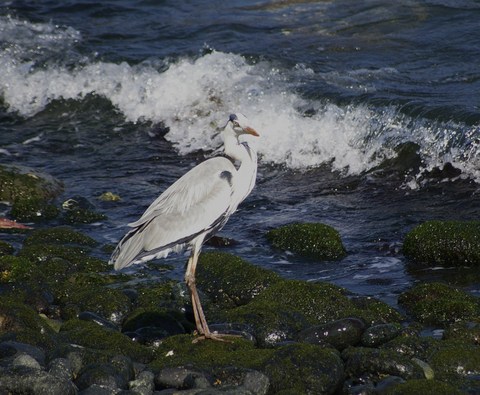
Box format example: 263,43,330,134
0,296,57,348
348,296,403,326
59,319,153,363
197,252,282,309
429,342,480,382
383,379,464,395
62,197,106,224
56,284,132,324
442,322,480,345
23,226,97,247
381,335,442,361
263,343,344,394
150,334,273,371
343,347,425,381
267,222,346,260
0,164,63,221
398,282,480,326
403,220,480,266
0,240,14,256
361,323,402,348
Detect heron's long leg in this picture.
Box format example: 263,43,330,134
185,248,209,336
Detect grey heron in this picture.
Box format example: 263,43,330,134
109,113,259,341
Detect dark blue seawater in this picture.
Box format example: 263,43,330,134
1,0,480,305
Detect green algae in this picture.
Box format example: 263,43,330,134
404,220,480,266
383,379,464,395
23,226,98,247
0,240,14,256
0,296,57,349
267,222,346,260
398,282,480,326
263,343,344,394
150,334,273,371
0,165,63,222
60,319,153,363
429,342,480,382
197,252,282,309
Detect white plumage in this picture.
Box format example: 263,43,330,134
109,113,259,341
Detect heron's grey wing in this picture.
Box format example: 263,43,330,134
110,157,236,270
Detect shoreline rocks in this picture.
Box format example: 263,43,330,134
0,207,479,393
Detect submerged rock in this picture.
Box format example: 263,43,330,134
398,282,480,326
266,222,347,260
403,220,480,266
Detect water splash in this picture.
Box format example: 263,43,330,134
1,16,479,185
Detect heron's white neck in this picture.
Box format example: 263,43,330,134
223,129,258,209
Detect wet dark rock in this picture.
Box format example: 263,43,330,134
382,379,464,395
128,369,155,393
297,317,366,350
196,252,281,309
155,366,211,390
0,164,63,222
48,357,74,382
381,335,441,361
398,282,480,326
122,309,185,342
361,323,402,347
263,343,344,394
0,366,77,395
373,375,406,393
343,347,424,381
79,384,117,394
0,340,46,366
267,222,347,260
208,323,256,343
403,220,480,266
62,196,107,224
75,361,130,391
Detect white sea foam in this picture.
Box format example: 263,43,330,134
1,16,479,183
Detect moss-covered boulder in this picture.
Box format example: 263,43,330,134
429,342,480,383
23,226,97,247
150,334,273,371
442,322,480,345
398,282,480,326
263,343,344,394
0,240,14,256
383,379,464,395
0,296,57,348
403,221,480,266
59,319,153,363
197,252,282,309
267,222,346,260
0,164,63,221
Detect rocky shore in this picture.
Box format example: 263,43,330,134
1,164,479,394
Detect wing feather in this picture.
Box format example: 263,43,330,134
110,157,237,269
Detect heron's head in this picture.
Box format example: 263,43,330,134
227,113,259,137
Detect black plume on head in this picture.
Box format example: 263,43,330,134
229,114,238,122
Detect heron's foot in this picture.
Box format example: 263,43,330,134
192,331,242,343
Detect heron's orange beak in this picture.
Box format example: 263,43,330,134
244,126,259,137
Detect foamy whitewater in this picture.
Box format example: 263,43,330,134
1,15,479,185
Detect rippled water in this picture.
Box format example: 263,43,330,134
1,0,480,305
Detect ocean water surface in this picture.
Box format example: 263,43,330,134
1,0,480,306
